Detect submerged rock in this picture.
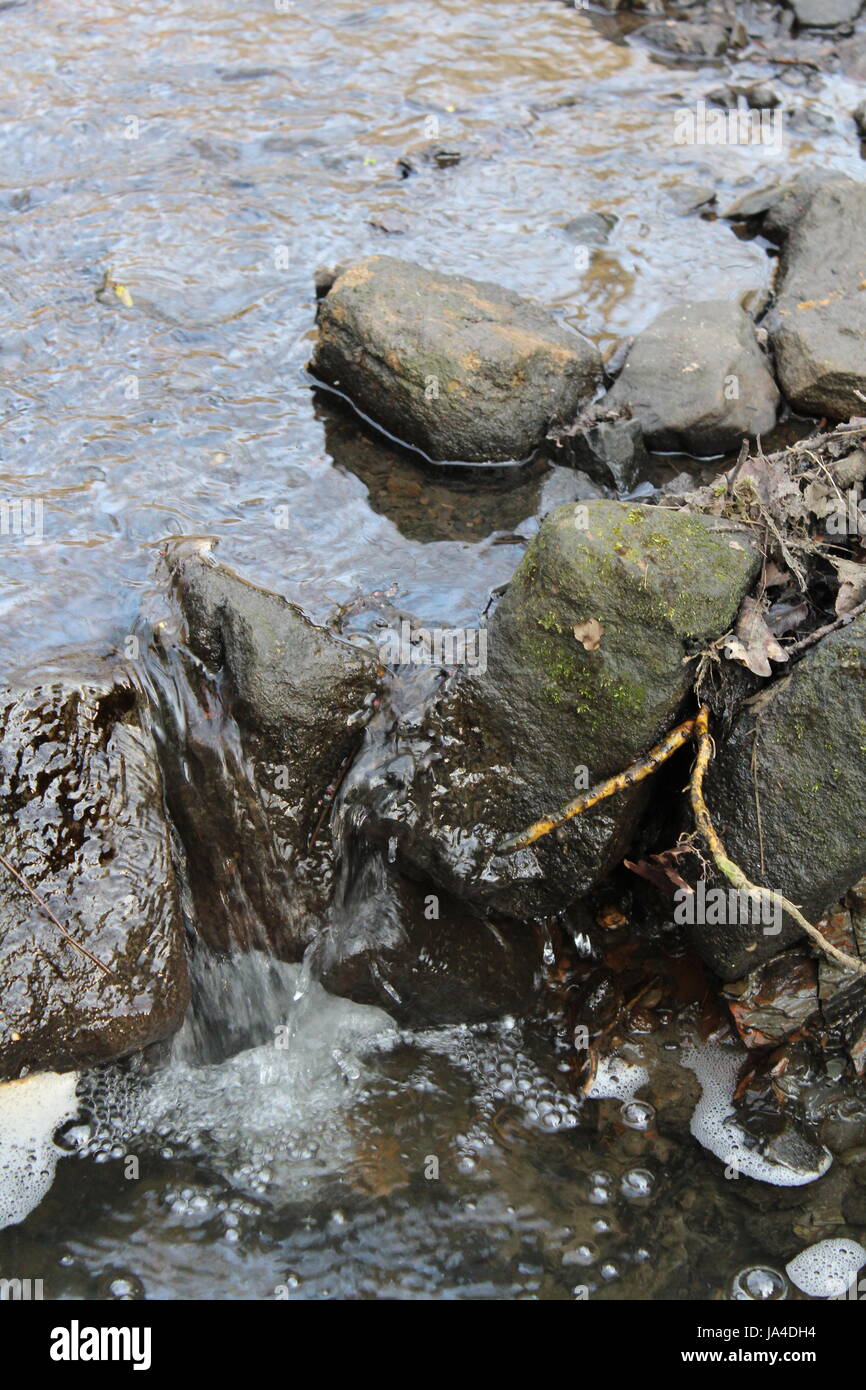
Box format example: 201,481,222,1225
757,177,866,420
310,255,602,463
604,301,779,457
698,612,866,979
0,662,189,1080
360,500,759,917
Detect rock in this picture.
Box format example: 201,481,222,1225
0,661,189,1079
549,405,650,492
360,501,760,917
787,0,863,24
707,82,780,110
697,613,866,978
855,102,866,137
760,178,866,420
637,19,730,57
838,32,866,80
722,172,848,242
309,256,602,463
604,301,779,457
563,212,618,245
163,542,379,957
164,546,544,1026
319,864,542,1026
724,950,818,1048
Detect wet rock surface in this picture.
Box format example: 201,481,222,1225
604,301,779,457
160,543,380,958
319,859,543,1026
636,19,731,58
699,612,866,979
310,255,602,463
758,177,866,420
0,661,189,1080
360,500,759,918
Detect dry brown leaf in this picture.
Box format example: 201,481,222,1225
725,595,789,678
830,556,866,617
573,618,603,650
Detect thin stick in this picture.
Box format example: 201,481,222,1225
689,707,865,977
0,853,114,977
785,597,866,660
497,714,697,853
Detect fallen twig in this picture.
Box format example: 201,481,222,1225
688,706,865,977
785,596,866,660
0,853,114,977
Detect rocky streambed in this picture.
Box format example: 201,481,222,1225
1,0,866,1304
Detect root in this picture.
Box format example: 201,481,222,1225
688,707,866,978
500,706,866,978
496,714,697,853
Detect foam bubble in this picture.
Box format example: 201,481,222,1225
683,1041,832,1188
786,1239,866,1298
0,1070,79,1229
585,1055,648,1102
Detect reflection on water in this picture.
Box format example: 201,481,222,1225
2,0,862,669
0,0,864,1300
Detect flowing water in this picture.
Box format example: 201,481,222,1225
1,0,865,1300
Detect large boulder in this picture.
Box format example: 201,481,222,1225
162,542,380,958
604,301,779,457
310,256,602,463
0,661,189,1080
697,613,866,979
360,501,760,917
761,179,866,421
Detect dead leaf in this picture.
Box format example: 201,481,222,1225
573,618,603,650
725,595,789,678
624,850,694,898
804,478,841,521
766,598,810,637
831,557,866,617
761,559,792,589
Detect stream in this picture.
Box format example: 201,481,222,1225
1,0,865,1302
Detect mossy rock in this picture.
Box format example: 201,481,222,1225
701,612,866,979
373,500,759,917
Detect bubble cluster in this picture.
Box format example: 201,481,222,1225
0,1071,79,1230
785,1239,866,1299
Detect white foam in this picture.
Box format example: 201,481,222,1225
786,1239,866,1298
79,963,399,1201
0,1070,79,1229
683,1041,832,1188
